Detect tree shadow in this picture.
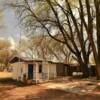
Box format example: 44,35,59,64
0,78,29,87
24,89,100,100
25,89,68,100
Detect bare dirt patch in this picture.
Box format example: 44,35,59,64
0,77,100,100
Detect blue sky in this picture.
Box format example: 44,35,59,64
4,8,20,39
0,0,21,40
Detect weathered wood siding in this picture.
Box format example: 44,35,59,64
12,62,28,81
56,63,65,76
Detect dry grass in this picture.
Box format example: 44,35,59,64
0,72,12,79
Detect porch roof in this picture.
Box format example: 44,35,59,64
9,56,71,66
9,56,42,63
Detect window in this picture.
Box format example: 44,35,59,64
39,64,42,73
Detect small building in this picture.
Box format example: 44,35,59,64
10,57,68,83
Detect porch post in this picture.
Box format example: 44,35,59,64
35,63,38,84
48,65,49,80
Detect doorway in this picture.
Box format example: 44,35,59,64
28,64,34,79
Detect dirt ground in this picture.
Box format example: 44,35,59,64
0,72,12,79
0,77,100,100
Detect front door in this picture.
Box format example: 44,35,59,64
28,64,33,79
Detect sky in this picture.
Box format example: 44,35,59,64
0,0,21,41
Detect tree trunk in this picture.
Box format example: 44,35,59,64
80,63,89,78
95,63,100,79
78,56,89,78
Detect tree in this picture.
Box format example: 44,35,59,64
20,35,72,63
9,0,93,77
0,38,11,49
0,9,5,29
0,49,17,68
65,0,100,79
0,38,17,68
85,0,100,79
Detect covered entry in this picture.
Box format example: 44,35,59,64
28,64,34,79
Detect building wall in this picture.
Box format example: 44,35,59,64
33,62,43,83
12,61,57,83
56,64,64,76
12,63,17,80
12,62,28,81
12,62,43,82
49,63,57,79
43,63,57,80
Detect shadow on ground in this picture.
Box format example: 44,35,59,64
0,78,28,86
0,78,27,93
24,89,100,100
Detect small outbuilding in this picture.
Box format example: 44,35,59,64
10,57,69,83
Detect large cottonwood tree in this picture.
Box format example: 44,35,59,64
9,0,97,78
